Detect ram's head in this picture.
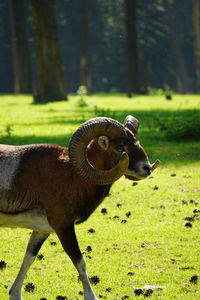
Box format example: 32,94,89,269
69,116,159,185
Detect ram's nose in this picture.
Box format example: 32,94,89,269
142,163,152,176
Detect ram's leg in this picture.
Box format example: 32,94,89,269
9,231,49,300
55,224,98,300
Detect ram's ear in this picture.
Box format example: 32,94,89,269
98,136,110,150
124,115,139,135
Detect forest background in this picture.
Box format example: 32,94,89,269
0,0,200,101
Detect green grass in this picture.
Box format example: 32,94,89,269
0,94,200,299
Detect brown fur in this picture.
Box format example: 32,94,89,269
6,142,113,228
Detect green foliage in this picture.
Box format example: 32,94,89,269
74,97,89,108
146,86,174,96
77,85,87,96
74,85,89,107
5,124,14,137
0,124,14,138
93,105,116,119
155,110,200,140
146,87,165,95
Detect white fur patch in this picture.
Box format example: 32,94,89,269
125,168,145,179
125,160,151,179
76,257,98,300
0,156,20,191
0,208,54,233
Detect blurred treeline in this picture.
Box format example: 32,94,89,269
0,0,199,97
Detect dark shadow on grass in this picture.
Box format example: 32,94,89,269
11,107,199,129
0,108,199,165
0,134,71,148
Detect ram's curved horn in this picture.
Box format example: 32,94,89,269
124,115,139,135
69,117,129,185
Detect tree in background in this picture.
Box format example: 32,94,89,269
125,0,140,97
88,0,126,93
193,0,200,91
80,0,91,92
164,0,193,93
9,0,32,93
30,0,67,102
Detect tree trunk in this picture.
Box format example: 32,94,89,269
164,0,193,93
80,0,91,92
125,0,140,97
30,0,67,102
9,0,32,93
193,0,200,91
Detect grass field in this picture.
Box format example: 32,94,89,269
0,94,200,299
